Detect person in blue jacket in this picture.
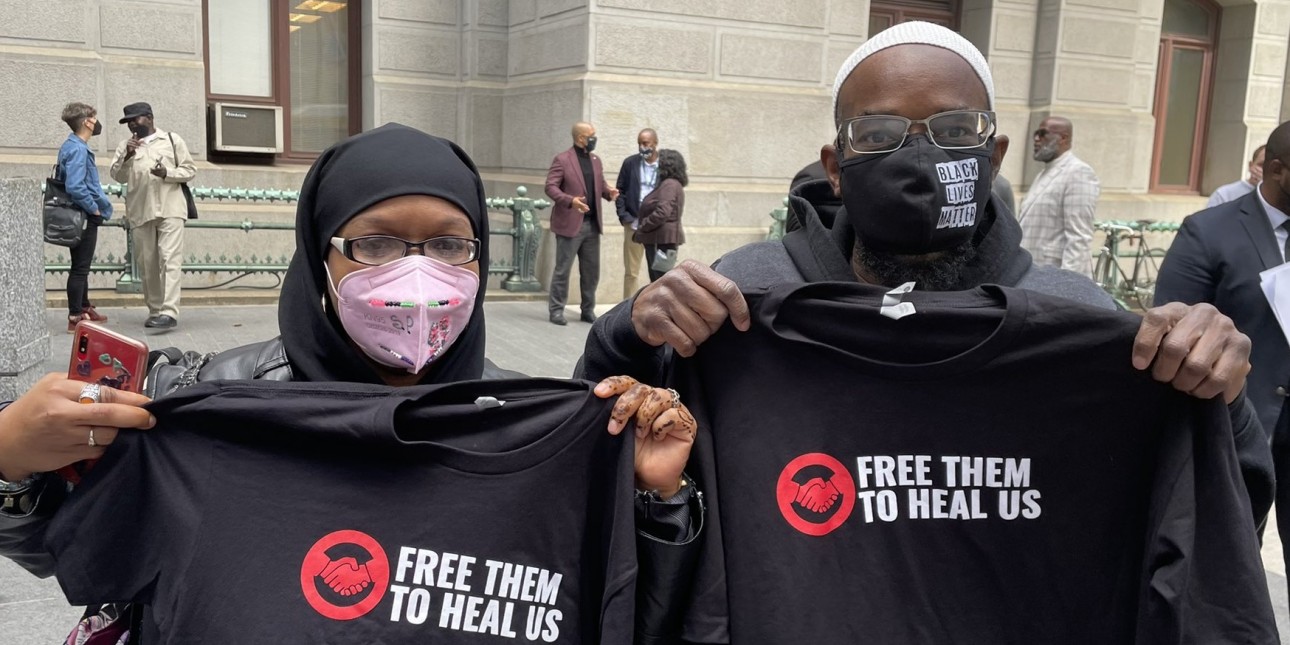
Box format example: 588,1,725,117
56,102,113,332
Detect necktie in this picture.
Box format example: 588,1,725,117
1282,221,1290,263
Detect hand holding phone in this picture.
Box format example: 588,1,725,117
59,323,149,483
68,322,148,393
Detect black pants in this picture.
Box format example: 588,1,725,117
66,217,100,317
549,218,600,316
1272,402,1290,596
644,243,678,283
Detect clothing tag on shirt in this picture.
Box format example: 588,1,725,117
879,302,917,320
879,282,917,319
881,282,917,307
474,396,506,409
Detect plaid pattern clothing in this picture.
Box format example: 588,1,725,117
1018,151,1100,277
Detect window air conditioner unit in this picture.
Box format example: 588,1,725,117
210,102,283,153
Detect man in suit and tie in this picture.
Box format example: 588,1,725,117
1155,122,1290,580
545,121,619,325
1017,116,1100,277
614,128,659,299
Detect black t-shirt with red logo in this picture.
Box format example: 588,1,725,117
46,378,636,644
675,282,1276,644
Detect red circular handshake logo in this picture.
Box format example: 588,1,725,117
300,530,391,620
776,453,856,536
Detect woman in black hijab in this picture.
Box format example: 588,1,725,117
0,124,701,642
280,123,492,386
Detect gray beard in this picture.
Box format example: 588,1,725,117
1033,142,1060,163
851,239,978,292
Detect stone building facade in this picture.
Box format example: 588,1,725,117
2,0,1288,299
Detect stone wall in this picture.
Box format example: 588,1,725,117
0,178,49,399
11,0,1290,305
968,0,1290,222
0,0,207,162
1204,0,1290,193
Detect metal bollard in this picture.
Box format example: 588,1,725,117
500,186,549,292
767,197,789,241
110,184,143,293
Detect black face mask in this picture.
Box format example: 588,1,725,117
838,136,995,255
639,146,654,157
584,136,597,153
129,123,150,138
90,120,102,136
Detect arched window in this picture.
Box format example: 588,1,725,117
1150,0,1220,192
869,0,960,36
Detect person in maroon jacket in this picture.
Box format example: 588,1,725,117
545,121,619,326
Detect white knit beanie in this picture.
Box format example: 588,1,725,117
832,21,995,115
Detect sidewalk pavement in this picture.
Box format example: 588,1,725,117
3,299,1289,643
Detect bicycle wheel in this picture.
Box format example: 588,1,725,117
1092,248,1117,292
1130,248,1167,309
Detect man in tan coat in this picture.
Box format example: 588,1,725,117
110,102,197,330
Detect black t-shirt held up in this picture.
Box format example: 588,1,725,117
47,378,636,644
675,282,1276,644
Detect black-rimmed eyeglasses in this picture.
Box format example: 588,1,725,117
330,235,481,266
837,110,996,155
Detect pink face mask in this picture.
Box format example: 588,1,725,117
327,255,479,374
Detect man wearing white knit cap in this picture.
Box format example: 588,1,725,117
577,23,1270,640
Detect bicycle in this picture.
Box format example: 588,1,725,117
1092,220,1174,310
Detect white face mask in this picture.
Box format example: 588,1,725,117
326,255,479,374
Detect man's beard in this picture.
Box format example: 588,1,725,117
851,239,978,292
1033,141,1060,162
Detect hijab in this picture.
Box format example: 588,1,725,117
278,123,490,384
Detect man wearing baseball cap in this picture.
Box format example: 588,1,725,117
109,102,197,330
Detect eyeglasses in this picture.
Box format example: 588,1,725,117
837,110,996,155
1033,129,1059,139
330,235,480,266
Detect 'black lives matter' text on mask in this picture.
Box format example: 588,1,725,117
839,136,995,255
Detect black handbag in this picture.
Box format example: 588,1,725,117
168,133,198,219
43,165,86,247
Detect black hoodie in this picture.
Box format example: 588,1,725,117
578,180,1273,526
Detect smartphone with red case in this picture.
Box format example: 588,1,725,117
61,322,148,484
68,322,148,393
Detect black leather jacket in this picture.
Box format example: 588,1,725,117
0,337,702,642
144,337,524,397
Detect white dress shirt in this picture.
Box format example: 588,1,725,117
638,158,659,208
1254,184,1290,262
